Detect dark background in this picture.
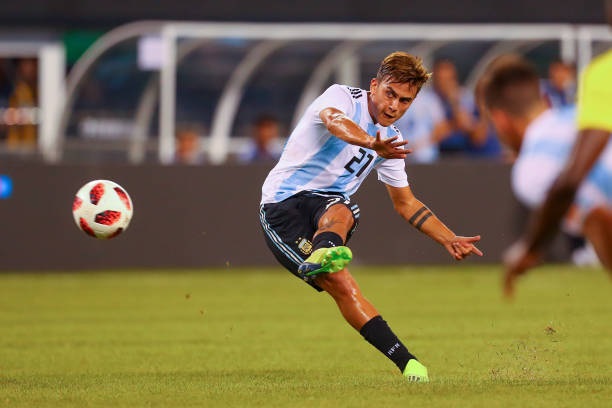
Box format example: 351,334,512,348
0,0,606,29
0,161,549,271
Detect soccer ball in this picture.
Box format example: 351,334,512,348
72,179,133,239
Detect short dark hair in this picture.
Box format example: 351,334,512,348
376,51,431,93
482,55,541,116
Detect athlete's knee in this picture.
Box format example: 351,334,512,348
318,204,355,232
317,271,362,302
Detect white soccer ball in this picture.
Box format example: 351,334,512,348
72,179,133,239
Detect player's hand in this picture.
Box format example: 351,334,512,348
371,131,412,159
446,235,483,261
502,240,540,299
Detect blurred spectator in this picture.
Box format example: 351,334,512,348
237,114,284,164
467,108,503,159
394,92,440,163
7,58,38,150
399,59,501,161
541,59,576,108
174,126,205,165
470,77,504,160
429,59,476,157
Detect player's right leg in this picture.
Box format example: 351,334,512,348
298,246,353,276
298,202,356,276
259,192,355,290
583,205,612,271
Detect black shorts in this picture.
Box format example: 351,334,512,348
259,191,360,291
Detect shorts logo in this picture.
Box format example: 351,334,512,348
296,237,313,255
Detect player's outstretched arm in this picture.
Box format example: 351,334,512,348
385,184,483,260
320,107,412,159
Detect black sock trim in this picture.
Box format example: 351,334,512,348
359,315,383,336
312,231,344,251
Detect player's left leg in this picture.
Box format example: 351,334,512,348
314,268,378,330
582,205,612,272
295,196,428,381
314,268,429,382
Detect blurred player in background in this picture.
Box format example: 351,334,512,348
482,56,597,266
259,51,483,382
481,50,612,298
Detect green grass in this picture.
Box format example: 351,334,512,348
0,265,611,407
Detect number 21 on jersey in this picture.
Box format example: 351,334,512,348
344,148,374,177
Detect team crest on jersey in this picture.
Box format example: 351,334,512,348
296,237,313,255
348,87,363,99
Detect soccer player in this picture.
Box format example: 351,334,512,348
259,51,483,382
481,51,612,298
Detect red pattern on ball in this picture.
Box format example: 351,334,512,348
79,217,96,237
95,210,121,225
73,196,83,211
107,228,124,239
114,187,131,210
90,182,105,205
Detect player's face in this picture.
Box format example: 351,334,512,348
368,78,418,127
488,109,522,154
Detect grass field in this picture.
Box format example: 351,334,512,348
1,265,611,407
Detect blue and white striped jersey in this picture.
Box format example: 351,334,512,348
512,106,612,229
261,84,409,204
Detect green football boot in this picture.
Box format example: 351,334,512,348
298,246,353,277
403,359,430,383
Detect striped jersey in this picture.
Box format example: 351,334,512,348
512,106,612,227
261,84,409,204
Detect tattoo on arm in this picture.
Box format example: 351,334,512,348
415,212,433,231
408,205,433,231
408,206,428,224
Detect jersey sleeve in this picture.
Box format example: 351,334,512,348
375,158,409,187
577,51,612,132
375,125,409,187
374,127,409,187
311,84,356,124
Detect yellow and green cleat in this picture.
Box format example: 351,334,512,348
298,246,353,277
403,359,429,383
